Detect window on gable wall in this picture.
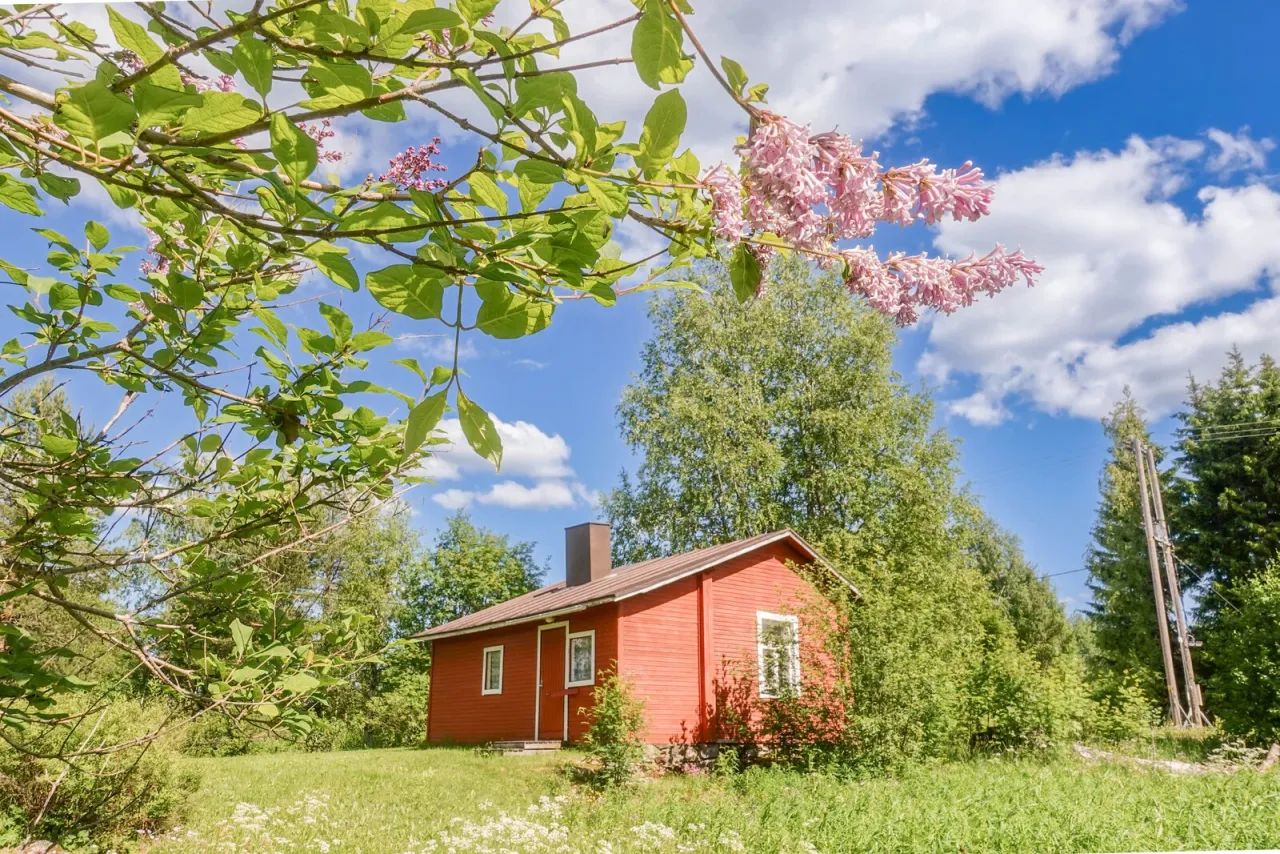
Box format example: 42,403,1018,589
567,630,595,688
756,612,800,698
482,645,503,695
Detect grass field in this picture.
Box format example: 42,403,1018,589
144,746,1280,853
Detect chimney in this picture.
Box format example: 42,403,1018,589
565,522,611,587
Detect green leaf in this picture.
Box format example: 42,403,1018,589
302,61,373,109
48,283,82,310
0,174,42,216
233,35,274,98
468,172,508,214
391,357,428,386
304,242,360,291
404,389,447,455
270,113,318,189
133,82,203,130
317,303,352,347
104,283,142,302
583,176,630,217
720,56,749,96
84,221,109,251
55,81,136,143
340,202,428,243
37,173,80,202
350,330,392,352
181,93,262,136
230,619,252,655
475,290,553,339
453,68,505,124
108,7,182,88
728,242,762,303
457,388,503,470
168,276,205,310
456,0,499,25
637,88,686,174
366,265,444,319
631,3,692,89
514,159,563,213
281,672,320,694
398,7,464,32
40,434,78,457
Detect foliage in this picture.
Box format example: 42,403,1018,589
580,672,647,787
605,259,1083,770
1201,557,1280,741
398,511,545,635
141,747,1280,854
1083,389,1173,702
960,506,1075,666
1172,349,1280,626
0,699,198,848
604,255,959,567
1085,672,1159,744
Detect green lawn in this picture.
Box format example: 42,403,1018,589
145,747,1280,853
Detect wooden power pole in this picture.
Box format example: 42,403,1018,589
1144,446,1209,727
1132,436,1186,726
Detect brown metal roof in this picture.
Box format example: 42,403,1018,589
411,529,851,641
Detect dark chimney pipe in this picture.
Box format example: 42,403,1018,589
565,522,611,587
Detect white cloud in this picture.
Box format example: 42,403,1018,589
1206,127,1277,177
431,479,586,511
398,335,479,362
547,0,1179,165
922,135,1280,423
422,414,574,481
512,358,548,369
422,414,599,511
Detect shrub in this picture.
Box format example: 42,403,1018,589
363,672,430,748
1086,672,1159,743
1203,558,1280,741
0,699,198,848
966,638,1089,753
580,672,647,787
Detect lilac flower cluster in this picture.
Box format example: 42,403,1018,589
380,138,448,191
301,119,345,163
182,73,237,93
139,230,169,275
701,110,1039,322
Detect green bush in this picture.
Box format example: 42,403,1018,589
0,699,198,849
966,638,1089,753
580,672,647,787
1086,672,1159,743
1203,558,1280,741
363,672,429,748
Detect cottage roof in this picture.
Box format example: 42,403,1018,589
410,529,853,641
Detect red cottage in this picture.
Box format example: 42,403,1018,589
414,524,853,747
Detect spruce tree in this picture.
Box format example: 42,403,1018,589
1083,390,1168,700
1173,348,1280,624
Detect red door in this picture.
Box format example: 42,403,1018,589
538,627,566,741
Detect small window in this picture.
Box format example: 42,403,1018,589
566,630,596,688
757,612,800,698
481,645,503,695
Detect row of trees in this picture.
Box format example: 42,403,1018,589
1086,351,1280,738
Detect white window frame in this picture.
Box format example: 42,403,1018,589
565,629,596,688
756,611,801,699
481,645,504,695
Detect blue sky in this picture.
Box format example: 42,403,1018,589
4,0,1279,615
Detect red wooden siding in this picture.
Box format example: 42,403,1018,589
617,540,825,744
426,603,617,744
617,575,702,744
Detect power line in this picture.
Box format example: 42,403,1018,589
1182,416,1280,435
1172,554,1243,616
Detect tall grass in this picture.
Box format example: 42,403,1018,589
143,747,1280,853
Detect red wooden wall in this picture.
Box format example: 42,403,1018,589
617,540,823,744
426,603,617,744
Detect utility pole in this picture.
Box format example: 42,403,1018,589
1132,436,1186,726
1144,446,1209,727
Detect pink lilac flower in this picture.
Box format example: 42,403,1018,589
139,230,169,275
380,138,448,191
737,112,828,250
119,51,146,74
701,163,745,242
811,131,883,240
180,72,237,93
841,245,1043,326
300,119,345,163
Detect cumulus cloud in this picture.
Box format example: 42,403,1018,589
921,135,1280,423
422,415,597,511
538,0,1180,165
1206,127,1277,177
